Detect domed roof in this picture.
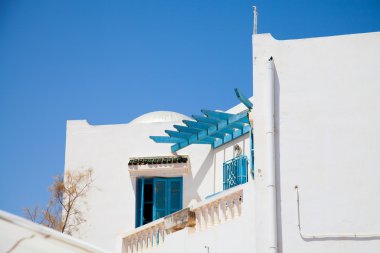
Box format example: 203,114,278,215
130,111,191,124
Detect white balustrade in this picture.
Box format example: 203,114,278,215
122,218,166,253
190,185,244,230
121,185,244,253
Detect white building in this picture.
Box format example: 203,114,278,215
64,31,380,253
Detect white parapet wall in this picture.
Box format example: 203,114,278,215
253,32,380,253
119,183,254,253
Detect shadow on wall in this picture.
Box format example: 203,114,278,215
185,150,215,204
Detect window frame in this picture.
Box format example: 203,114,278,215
135,177,183,228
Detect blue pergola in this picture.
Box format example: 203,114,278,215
150,109,251,153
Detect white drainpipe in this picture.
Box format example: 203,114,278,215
266,57,277,253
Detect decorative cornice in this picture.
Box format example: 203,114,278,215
128,155,190,177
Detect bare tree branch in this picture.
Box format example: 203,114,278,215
23,168,94,234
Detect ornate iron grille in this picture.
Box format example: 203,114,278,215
223,155,248,190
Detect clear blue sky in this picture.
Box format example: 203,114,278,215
1,0,379,216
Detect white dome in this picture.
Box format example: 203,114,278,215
130,111,191,124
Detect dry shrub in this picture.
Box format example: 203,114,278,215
24,168,94,234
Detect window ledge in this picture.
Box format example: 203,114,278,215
128,157,190,177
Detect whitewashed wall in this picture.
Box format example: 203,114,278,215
64,105,250,252
253,32,380,253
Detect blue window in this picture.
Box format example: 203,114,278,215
136,177,182,228
223,155,248,190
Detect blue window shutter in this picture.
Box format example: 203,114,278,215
237,156,248,185
140,177,145,227
240,156,248,184
153,178,167,220
135,178,141,228
135,177,145,228
168,178,182,214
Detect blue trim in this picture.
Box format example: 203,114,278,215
150,109,250,152
234,88,253,110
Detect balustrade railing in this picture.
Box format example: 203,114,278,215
122,218,165,253
121,185,244,253
191,185,244,231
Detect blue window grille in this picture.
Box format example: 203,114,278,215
136,177,182,228
223,155,248,190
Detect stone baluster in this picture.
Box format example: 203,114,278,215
195,208,202,231
137,235,142,252
146,229,152,249
202,206,209,229
235,193,242,216
207,204,214,226
132,237,138,253
142,234,147,252
122,239,131,253
219,198,227,223
213,202,220,225
152,227,158,247
159,224,165,244
226,196,234,220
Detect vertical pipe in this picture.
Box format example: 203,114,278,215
250,127,254,178
253,6,258,35
266,57,277,253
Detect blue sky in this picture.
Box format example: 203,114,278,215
1,0,379,216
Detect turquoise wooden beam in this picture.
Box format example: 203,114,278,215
201,109,248,125
151,109,251,153
234,88,253,110
201,109,234,120
183,120,217,134
229,122,249,130
171,143,181,153
174,125,202,134
200,137,223,147
149,136,183,143
227,111,249,124
192,115,227,129
220,127,248,139
164,130,191,139
211,132,233,144
164,130,197,144
174,125,208,139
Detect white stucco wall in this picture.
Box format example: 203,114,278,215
65,31,380,253
253,32,380,253
64,107,251,252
